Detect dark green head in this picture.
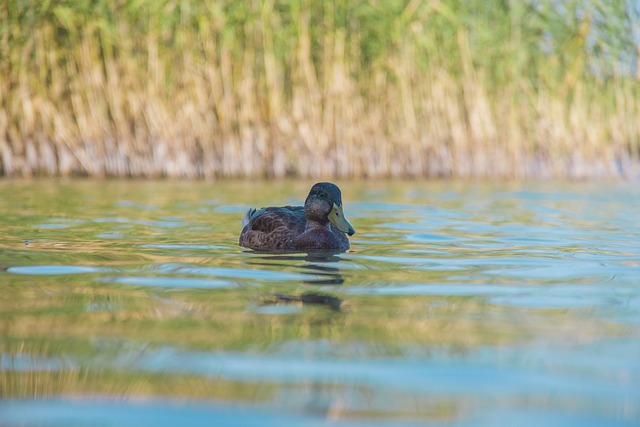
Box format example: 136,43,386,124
304,182,355,236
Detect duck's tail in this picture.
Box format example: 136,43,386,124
241,208,257,228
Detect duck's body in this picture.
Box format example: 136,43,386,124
239,183,355,252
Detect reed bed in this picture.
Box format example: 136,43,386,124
1,0,639,179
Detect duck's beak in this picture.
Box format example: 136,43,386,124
329,203,356,236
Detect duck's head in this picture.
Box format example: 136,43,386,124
304,182,356,236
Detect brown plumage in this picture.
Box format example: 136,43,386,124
239,182,355,252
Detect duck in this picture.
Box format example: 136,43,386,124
239,182,356,252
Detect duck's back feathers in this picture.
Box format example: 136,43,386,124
239,206,306,250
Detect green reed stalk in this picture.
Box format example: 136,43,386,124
0,0,638,178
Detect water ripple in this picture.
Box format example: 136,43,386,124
7,265,111,275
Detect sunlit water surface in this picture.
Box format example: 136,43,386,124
1,179,639,426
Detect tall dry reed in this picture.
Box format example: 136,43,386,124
0,0,638,179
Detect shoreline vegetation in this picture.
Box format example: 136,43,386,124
1,1,639,179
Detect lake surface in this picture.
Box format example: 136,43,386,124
1,179,639,426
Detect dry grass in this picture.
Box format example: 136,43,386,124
0,0,639,179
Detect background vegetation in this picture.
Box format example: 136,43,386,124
1,0,639,179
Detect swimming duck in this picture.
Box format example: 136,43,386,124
239,182,356,252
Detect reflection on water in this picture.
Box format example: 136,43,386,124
0,180,639,426
250,253,346,285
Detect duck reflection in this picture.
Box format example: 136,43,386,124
247,251,346,286
260,292,342,311
246,251,346,311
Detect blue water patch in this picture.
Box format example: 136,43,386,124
0,353,68,372
150,263,321,282
34,218,85,229
100,276,235,289
344,283,526,296
486,261,639,281
405,233,462,242
0,399,391,427
215,205,251,213
342,283,637,309
375,221,420,230
7,265,110,275
488,283,635,308
254,305,304,315
1,398,636,427
347,254,436,265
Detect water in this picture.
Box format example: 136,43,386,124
1,179,639,426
